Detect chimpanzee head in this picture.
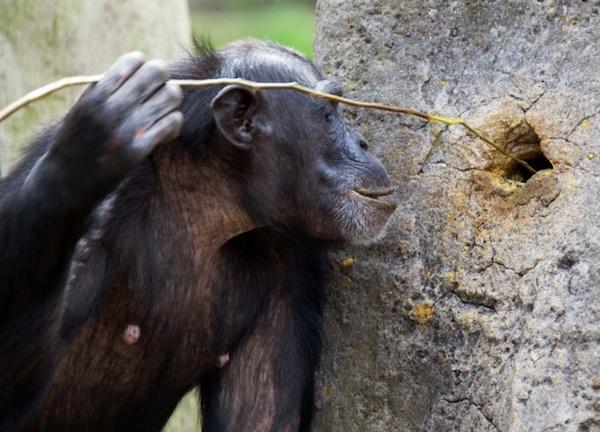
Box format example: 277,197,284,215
202,40,397,243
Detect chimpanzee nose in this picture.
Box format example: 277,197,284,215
363,151,392,189
359,137,369,151
352,132,391,189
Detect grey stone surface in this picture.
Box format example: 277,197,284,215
314,1,600,431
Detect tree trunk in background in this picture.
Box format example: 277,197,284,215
0,2,198,431
314,1,600,431
0,0,191,175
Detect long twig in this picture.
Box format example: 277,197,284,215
0,75,536,174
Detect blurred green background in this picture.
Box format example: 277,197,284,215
189,0,316,56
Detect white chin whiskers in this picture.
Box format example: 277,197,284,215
330,194,395,244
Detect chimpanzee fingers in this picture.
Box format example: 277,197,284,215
92,52,146,100
130,111,183,159
107,59,171,114
113,83,181,149
136,83,183,125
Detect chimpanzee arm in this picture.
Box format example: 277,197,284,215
0,52,183,430
201,277,324,432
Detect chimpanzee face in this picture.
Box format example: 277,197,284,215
211,75,396,243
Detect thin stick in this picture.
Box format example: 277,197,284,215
0,75,535,174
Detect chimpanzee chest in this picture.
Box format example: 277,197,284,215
26,226,281,431
31,269,265,431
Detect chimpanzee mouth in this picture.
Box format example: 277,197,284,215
353,187,396,199
349,187,397,211
345,187,397,240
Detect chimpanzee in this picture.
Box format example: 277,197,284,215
0,40,396,432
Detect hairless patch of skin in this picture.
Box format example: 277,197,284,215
216,353,230,368
122,324,141,345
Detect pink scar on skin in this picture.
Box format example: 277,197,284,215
216,353,230,368
122,324,141,345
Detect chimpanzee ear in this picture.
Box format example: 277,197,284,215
211,85,261,151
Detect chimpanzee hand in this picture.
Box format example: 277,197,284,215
46,51,183,197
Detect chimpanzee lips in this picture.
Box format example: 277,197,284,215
353,187,396,199
345,186,397,241
349,186,397,214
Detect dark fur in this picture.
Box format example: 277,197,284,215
1,40,391,432
0,41,326,432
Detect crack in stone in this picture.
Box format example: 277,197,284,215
418,122,454,174
447,284,497,311
567,109,600,138
450,291,497,311
494,258,541,277
425,161,487,174
523,88,547,114
443,397,502,432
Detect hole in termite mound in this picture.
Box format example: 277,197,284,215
495,120,553,183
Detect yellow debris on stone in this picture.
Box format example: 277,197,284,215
411,302,434,324
341,257,355,267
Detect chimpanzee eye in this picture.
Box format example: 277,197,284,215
325,109,338,124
